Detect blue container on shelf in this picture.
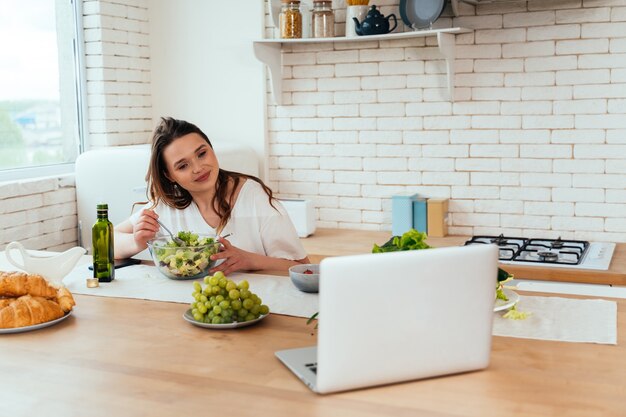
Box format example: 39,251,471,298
412,198,428,234
392,193,418,236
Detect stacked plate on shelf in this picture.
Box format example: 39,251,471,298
399,0,448,30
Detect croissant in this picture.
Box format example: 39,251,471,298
56,287,75,313
0,272,59,299
0,271,75,314
0,295,65,328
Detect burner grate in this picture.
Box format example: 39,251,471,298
464,234,528,261
465,235,590,265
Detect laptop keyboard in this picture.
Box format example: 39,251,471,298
305,363,317,374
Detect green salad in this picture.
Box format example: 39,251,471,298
372,229,431,253
152,231,219,279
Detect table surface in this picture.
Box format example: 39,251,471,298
301,228,626,286
1,294,625,417
1,232,625,417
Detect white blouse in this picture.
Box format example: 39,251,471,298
130,180,307,260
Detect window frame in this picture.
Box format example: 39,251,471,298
0,0,88,183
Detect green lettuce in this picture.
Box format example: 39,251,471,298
372,229,431,253
503,304,531,320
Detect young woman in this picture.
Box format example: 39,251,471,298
114,117,310,275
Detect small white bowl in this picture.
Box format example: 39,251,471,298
289,264,320,293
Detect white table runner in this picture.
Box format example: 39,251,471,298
62,264,617,345
493,294,617,345
64,264,320,319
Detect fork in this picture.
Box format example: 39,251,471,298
156,219,185,246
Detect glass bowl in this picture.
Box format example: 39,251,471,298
148,235,220,280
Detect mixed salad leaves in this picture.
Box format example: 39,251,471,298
152,231,219,279
372,228,431,253
502,304,531,320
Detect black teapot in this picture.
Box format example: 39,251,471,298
353,5,397,36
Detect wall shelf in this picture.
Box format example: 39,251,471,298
253,27,472,105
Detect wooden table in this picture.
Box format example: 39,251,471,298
0,293,624,417
1,237,625,417
302,228,626,286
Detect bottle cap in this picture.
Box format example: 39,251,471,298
96,203,108,210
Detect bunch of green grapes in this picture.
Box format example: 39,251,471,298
190,271,270,324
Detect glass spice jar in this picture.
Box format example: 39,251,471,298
311,0,334,38
279,0,302,39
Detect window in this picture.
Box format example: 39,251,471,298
0,0,84,180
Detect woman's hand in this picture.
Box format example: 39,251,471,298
132,209,160,249
209,237,260,276
209,237,311,275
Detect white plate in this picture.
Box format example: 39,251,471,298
0,310,73,334
183,309,268,329
494,288,520,312
400,0,446,30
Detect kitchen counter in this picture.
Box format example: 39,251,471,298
301,228,626,286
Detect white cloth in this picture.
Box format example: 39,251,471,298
61,262,618,345
492,295,617,345
130,180,307,260
63,264,319,319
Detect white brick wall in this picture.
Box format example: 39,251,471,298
0,176,78,251
5,1,626,248
264,0,626,241
83,0,152,147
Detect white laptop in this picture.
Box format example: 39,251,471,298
275,244,499,394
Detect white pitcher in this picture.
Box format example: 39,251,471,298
5,241,87,286
346,5,368,38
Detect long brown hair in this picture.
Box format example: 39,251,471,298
146,117,276,232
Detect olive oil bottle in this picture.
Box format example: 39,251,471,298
92,203,115,282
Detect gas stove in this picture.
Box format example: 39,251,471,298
464,234,616,271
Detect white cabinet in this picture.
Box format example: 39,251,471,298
253,27,472,105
